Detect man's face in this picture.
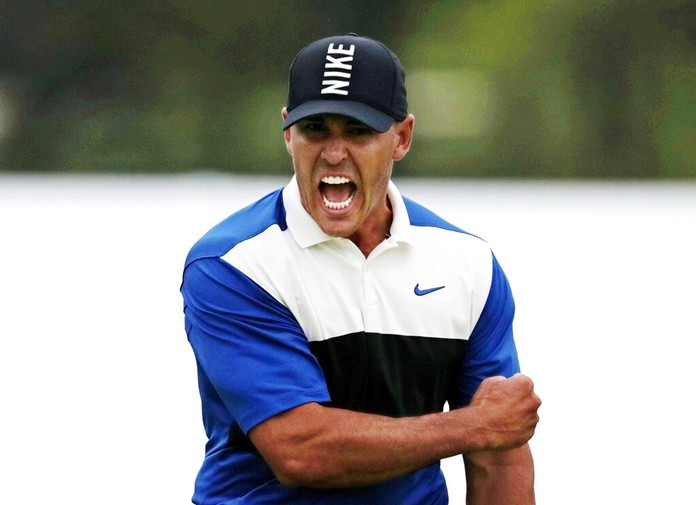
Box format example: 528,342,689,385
283,112,413,245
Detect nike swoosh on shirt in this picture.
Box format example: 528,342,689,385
413,284,446,296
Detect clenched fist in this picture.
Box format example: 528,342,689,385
467,373,541,451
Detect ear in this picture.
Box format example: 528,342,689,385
392,114,415,161
281,108,293,155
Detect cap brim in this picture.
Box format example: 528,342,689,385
283,100,394,133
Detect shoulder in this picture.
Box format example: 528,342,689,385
402,195,490,259
402,196,471,234
184,188,286,267
402,196,486,247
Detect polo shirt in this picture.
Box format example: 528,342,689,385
181,176,520,504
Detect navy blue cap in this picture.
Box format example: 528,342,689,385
283,34,408,133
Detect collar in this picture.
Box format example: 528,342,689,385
283,175,413,249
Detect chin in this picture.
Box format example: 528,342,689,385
318,219,355,239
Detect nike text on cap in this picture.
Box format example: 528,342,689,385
283,33,408,133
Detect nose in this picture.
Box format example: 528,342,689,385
320,136,348,165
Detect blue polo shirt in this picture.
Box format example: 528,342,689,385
181,177,520,504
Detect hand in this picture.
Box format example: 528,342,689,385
467,373,541,451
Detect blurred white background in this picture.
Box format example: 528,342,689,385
2,174,694,504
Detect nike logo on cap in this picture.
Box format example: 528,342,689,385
414,284,446,296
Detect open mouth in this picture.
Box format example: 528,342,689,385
320,176,356,210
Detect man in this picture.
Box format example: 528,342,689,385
181,33,540,504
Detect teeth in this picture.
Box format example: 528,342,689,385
323,194,354,210
320,176,354,209
322,176,351,184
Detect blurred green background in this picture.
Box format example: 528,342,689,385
0,0,693,177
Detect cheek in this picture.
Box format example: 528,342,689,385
290,146,312,176
362,168,392,207
292,141,321,167
295,168,315,198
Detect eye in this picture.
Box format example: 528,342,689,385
346,122,375,136
298,119,327,134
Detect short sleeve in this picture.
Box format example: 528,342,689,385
182,256,331,433
453,253,521,407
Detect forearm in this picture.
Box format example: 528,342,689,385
249,402,488,488
249,374,540,489
464,444,535,505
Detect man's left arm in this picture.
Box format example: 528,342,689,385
456,252,537,504
464,444,535,505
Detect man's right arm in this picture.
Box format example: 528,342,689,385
183,255,540,490
249,373,540,489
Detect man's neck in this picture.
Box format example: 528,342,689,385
348,201,393,258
